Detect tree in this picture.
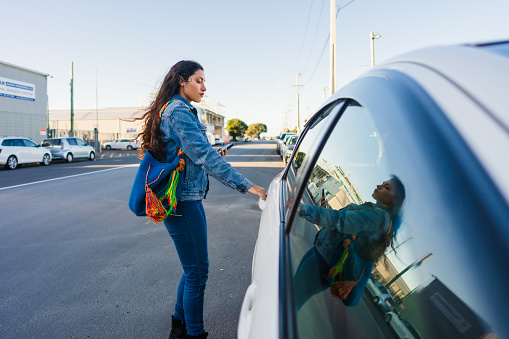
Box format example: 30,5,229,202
226,119,248,141
246,123,268,138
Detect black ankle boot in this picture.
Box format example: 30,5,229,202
184,331,208,339
168,315,186,339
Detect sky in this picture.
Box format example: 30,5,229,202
3,0,508,136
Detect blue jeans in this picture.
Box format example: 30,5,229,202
293,247,330,311
164,200,209,336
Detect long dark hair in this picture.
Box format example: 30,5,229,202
136,60,203,160
361,175,406,261
376,175,406,260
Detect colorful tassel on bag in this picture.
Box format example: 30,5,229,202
144,151,185,224
327,237,365,300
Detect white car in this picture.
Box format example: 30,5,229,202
238,41,509,339
385,312,423,339
280,135,298,162
0,136,52,169
42,137,95,163
103,138,139,150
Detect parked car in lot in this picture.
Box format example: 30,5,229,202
103,138,139,150
275,132,297,155
214,137,225,146
385,312,423,339
0,136,52,169
373,293,399,314
42,137,95,163
238,41,509,339
281,135,298,163
366,279,392,301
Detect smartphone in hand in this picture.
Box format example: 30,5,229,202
217,143,233,153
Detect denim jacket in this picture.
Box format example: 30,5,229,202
160,95,253,201
299,202,391,263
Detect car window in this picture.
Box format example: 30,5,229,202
286,96,507,338
22,139,38,147
285,101,342,195
42,139,61,146
10,139,25,147
67,138,78,145
75,138,86,146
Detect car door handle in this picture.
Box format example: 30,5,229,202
238,283,256,339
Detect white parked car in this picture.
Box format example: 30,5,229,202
280,135,298,162
103,138,139,150
0,136,52,169
238,41,509,338
385,312,423,339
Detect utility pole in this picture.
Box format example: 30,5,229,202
70,61,74,137
94,67,100,153
370,32,381,67
330,0,337,95
385,253,433,288
295,73,302,133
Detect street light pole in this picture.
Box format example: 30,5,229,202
94,67,98,129
70,61,74,137
330,0,337,95
385,253,433,287
93,67,99,153
370,31,381,67
295,72,302,133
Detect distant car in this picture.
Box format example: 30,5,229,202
42,137,95,163
275,132,297,154
385,312,423,339
373,293,399,314
214,138,225,146
103,138,139,150
0,136,52,169
283,144,295,164
366,279,392,300
280,135,298,161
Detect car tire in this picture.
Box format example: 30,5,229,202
89,152,95,161
5,155,18,170
373,296,380,303
66,153,74,163
105,145,111,150
41,154,51,166
127,145,133,150
384,313,393,323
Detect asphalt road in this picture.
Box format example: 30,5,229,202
0,141,284,339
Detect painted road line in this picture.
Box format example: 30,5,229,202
0,164,139,191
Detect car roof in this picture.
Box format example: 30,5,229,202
380,41,509,130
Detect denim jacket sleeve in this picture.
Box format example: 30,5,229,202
164,104,253,193
298,203,387,235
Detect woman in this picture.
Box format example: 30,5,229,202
294,176,405,310
137,60,266,339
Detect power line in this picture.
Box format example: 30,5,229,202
302,0,326,72
294,0,316,71
303,0,357,86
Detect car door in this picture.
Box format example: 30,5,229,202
75,138,88,157
11,138,31,163
279,69,509,338
22,138,41,162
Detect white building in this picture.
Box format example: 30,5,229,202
0,60,50,143
48,105,226,146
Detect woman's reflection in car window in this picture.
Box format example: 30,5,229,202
293,177,406,310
